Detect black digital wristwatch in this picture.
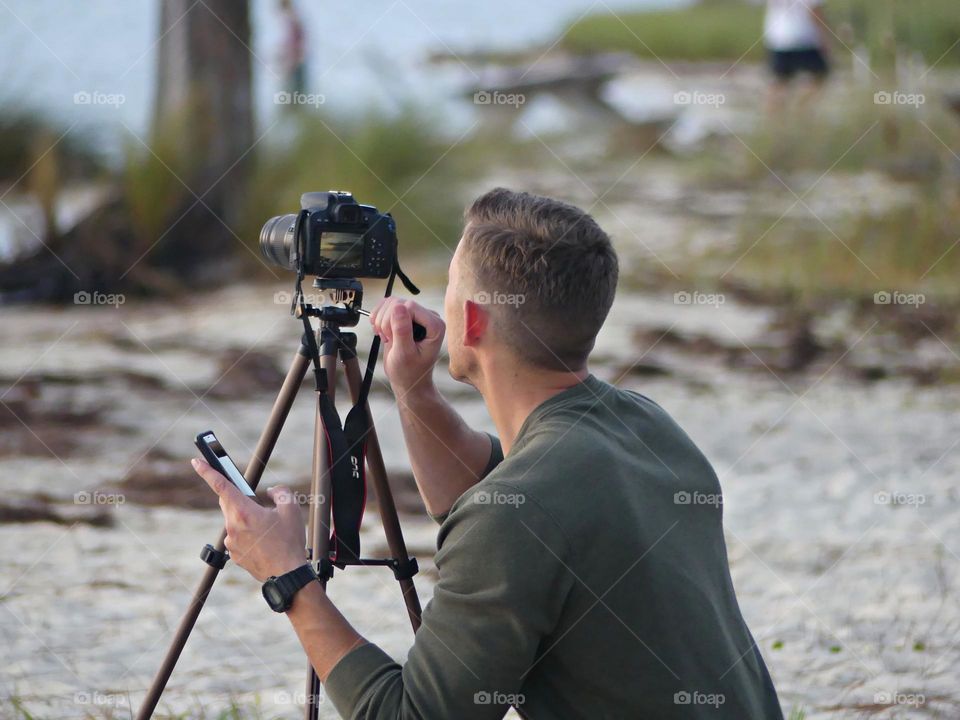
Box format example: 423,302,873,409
262,564,318,613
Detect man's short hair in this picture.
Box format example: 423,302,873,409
461,188,618,371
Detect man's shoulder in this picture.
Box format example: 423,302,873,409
503,381,675,469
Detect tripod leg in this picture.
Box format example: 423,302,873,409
343,355,423,632
136,349,310,720
305,337,339,720
305,343,338,559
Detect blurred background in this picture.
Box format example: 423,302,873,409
1,0,958,718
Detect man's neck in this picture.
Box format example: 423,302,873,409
476,362,589,456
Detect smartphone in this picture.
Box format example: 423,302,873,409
195,430,257,498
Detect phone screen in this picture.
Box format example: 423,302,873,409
199,432,257,497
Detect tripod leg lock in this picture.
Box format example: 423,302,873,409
315,557,335,582
392,557,419,581
200,544,229,569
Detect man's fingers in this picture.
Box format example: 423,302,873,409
370,297,396,337
406,303,445,344
389,303,416,351
380,299,445,346
193,458,244,505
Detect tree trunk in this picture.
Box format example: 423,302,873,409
151,0,254,271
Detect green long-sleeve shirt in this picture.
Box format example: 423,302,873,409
324,375,783,719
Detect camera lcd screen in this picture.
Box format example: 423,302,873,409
321,232,364,270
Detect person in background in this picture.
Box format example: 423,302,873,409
277,0,307,96
764,0,832,111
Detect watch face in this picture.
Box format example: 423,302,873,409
263,581,286,610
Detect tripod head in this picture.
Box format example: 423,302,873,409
296,277,364,327
297,276,426,341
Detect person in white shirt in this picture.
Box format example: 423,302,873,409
764,0,831,109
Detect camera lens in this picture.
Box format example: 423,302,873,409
259,214,298,269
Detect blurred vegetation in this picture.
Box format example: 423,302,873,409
7,694,269,720
561,0,960,67
122,113,199,268
724,182,960,305
563,1,764,63
0,103,490,299
235,108,487,262
3,0,958,309
0,110,102,187
121,107,491,285
710,93,960,306
733,96,954,178
834,0,960,71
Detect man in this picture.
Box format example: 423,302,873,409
194,189,783,718
764,0,832,111
276,0,307,96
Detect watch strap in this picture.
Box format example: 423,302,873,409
272,564,317,610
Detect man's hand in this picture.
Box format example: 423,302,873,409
369,297,445,397
193,458,307,582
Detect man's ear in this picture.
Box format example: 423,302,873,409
462,299,489,347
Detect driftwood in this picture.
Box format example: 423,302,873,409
0,195,185,302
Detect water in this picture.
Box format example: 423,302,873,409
0,0,685,162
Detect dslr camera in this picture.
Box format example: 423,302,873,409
259,191,396,279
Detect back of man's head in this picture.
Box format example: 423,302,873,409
460,188,618,372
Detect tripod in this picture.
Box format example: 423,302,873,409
136,279,422,720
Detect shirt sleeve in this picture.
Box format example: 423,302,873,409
323,481,573,719
428,433,504,525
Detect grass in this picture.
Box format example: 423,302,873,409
6,693,273,720
725,186,960,306
709,93,960,307
0,110,102,187
733,99,954,180
562,1,765,63
831,0,960,70
560,0,960,67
